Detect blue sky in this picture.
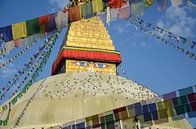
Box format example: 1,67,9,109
0,0,196,127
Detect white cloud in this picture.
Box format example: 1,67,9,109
49,0,69,12
113,22,131,34
156,6,196,39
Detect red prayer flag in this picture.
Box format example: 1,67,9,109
108,0,126,8
188,93,196,103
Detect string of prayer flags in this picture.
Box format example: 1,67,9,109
0,32,55,100
129,17,196,60
9,31,60,101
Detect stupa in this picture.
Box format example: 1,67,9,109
0,17,193,129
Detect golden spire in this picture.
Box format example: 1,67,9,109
52,17,121,75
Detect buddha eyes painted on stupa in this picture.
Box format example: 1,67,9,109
75,61,107,68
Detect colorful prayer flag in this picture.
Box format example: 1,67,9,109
26,18,40,36
188,93,196,103
12,22,27,40
92,0,103,13
113,106,128,120
81,2,94,19
157,0,169,11
68,5,82,22
162,91,176,100
131,2,144,17
55,11,68,30
178,86,193,96
0,25,13,42
134,102,143,116
144,0,154,8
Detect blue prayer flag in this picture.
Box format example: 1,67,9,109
134,102,143,115
142,104,149,114
149,103,157,112
151,111,158,120
76,122,85,129
0,25,13,42
144,113,152,121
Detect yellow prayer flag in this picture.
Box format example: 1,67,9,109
92,0,103,13
12,22,27,40
145,0,154,8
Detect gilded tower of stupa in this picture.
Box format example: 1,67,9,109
52,17,121,75
0,17,193,129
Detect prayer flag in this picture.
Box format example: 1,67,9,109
148,103,157,112
12,22,27,40
76,122,85,129
113,106,128,120
190,102,196,111
178,86,193,96
157,0,169,11
110,8,119,20
144,0,154,8
174,104,191,115
151,111,158,120
26,18,40,36
92,0,103,13
142,104,149,114
156,101,165,110
163,99,173,109
68,5,81,22
45,14,57,32
172,96,188,106
55,11,68,30
127,104,135,117
81,2,94,19
158,109,168,119
131,2,143,17
108,0,126,8
119,3,130,19
0,25,13,42
162,91,176,100
134,102,143,115
144,112,152,121
188,93,196,103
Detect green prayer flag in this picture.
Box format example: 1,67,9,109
81,2,94,19
26,18,40,36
